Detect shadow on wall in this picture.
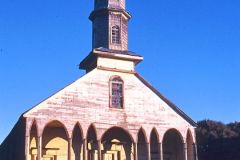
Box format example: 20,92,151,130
0,115,26,160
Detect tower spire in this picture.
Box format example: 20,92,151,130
89,0,131,51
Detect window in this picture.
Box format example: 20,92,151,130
112,25,120,44
110,76,123,108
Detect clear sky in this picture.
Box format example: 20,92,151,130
0,0,240,144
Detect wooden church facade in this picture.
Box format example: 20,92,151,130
0,0,198,160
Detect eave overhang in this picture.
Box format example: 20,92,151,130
79,48,143,70
89,7,131,21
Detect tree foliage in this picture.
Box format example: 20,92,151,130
196,120,240,160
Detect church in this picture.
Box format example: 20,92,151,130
0,0,198,160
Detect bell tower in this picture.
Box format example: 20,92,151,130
89,0,131,51
80,0,143,72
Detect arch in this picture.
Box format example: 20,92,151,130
186,129,194,160
101,126,134,160
87,124,98,141
87,124,98,160
111,25,121,44
162,128,185,160
29,120,38,160
28,119,39,136
109,75,123,81
136,127,148,143
162,128,184,144
150,128,160,160
150,127,160,143
101,126,134,144
42,120,70,138
72,123,84,160
71,122,84,139
42,120,69,160
137,128,148,160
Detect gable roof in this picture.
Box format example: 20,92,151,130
135,73,198,127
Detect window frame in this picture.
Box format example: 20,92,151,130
111,25,121,45
109,76,124,109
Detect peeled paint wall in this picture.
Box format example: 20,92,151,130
24,68,195,141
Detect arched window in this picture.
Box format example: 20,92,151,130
112,25,120,44
110,76,123,108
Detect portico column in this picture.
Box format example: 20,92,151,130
83,139,87,160
98,140,102,160
184,143,188,160
134,143,138,160
25,136,30,160
37,136,42,160
147,142,151,160
68,138,72,160
193,143,198,160
158,142,163,160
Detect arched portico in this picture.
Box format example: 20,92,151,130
101,127,134,160
41,120,69,160
25,119,197,160
162,129,185,160
29,121,38,160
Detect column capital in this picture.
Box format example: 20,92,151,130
184,143,188,149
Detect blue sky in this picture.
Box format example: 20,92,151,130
0,0,240,143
